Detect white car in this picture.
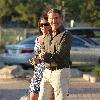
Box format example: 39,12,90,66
71,35,100,65
0,36,37,69
0,35,100,69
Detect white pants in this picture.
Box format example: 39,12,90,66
38,68,70,100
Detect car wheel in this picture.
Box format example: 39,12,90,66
21,64,34,70
4,63,12,66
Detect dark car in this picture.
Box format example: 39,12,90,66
0,36,37,69
66,27,100,37
66,27,100,44
71,35,100,66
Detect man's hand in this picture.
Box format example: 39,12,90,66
43,53,53,63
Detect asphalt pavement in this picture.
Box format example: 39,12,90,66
0,78,100,100
0,79,29,100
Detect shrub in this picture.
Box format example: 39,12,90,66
78,64,94,72
91,66,100,77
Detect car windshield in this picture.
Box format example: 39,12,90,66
83,37,99,45
17,36,37,44
67,28,100,37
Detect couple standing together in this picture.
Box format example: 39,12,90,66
29,8,72,100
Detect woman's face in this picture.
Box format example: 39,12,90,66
39,19,50,35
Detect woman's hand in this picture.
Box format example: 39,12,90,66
39,49,45,60
29,58,39,65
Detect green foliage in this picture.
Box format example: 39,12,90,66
92,66,100,77
78,64,94,72
80,0,100,26
64,0,83,21
0,0,99,27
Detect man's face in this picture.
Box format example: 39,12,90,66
48,12,62,31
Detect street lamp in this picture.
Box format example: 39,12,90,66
70,19,75,27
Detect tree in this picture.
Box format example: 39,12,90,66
0,0,19,26
80,0,100,26
0,0,99,27
13,0,55,27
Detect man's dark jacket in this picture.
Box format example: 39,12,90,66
43,25,72,68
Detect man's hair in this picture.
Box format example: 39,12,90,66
47,8,62,18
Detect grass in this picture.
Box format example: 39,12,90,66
91,66,100,77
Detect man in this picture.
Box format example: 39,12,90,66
38,8,72,100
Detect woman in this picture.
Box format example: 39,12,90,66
29,16,54,100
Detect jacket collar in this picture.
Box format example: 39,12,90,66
56,25,65,35
46,25,65,39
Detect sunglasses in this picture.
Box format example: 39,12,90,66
40,23,49,27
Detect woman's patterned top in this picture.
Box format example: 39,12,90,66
29,36,45,93
34,37,45,57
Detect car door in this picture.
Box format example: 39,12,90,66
71,36,95,65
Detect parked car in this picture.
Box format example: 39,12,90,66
26,27,100,43
0,35,100,69
66,27,100,44
66,27,100,37
71,35,100,66
0,36,37,69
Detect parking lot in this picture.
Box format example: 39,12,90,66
0,79,29,100
0,78,100,100
0,58,100,100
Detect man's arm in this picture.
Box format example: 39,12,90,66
59,31,72,57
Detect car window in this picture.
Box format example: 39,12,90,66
70,30,95,37
83,38,99,45
68,28,100,37
72,37,86,47
18,36,37,44
19,39,34,44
